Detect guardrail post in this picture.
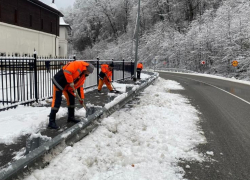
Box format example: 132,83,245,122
33,50,38,103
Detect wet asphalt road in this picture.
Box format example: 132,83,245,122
159,72,250,180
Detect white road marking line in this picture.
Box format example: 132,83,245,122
181,76,250,105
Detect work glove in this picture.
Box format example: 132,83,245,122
79,99,87,109
69,83,75,91
79,99,84,105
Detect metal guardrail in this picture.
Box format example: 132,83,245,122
156,68,196,73
0,71,158,180
0,55,134,111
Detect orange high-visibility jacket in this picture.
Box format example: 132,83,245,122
137,63,143,69
53,61,90,99
101,64,112,81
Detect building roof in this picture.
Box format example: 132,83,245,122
27,0,64,17
49,2,71,29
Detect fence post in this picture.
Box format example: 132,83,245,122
131,60,134,79
33,50,38,103
123,59,125,81
112,59,114,81
97,57,99,86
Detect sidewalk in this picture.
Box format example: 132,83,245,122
0,77,146,170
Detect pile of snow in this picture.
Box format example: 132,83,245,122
140,73,151,79
104,93,128,110
0,106,50,145
111,82,127,93
0,105,70,144
25,78,206,180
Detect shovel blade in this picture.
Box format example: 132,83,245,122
86,107,96,117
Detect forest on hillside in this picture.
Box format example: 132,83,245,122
63,0,250,79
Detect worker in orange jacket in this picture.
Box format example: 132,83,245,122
98,63,114,93
137,62,143,79
48,61,95,129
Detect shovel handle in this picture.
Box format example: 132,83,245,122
74,90,87,110
82,103,87,110
105,74,116,91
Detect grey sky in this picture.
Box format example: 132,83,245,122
40,0,75,9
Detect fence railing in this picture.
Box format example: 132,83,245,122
0,55,134,111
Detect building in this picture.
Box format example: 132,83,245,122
59,17,71,57
0,0,65,57
49,2,71,58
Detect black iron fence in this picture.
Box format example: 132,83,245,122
0,55,134,111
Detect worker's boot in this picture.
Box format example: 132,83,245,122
48,110,60,129
68,107,81,123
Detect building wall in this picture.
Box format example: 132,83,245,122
0,22,59,56
59,26,68,39
0,0,60,36
59,39,68,57
0,0,62,57
59,26,68,57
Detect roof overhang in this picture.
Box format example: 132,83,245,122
27,0,64,17
60,17,71,30
60,24,72,30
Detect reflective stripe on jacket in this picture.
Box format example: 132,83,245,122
52,61,90,99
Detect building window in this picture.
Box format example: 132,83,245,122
50,22,53,32
41,19,43,30
14,9,18,23
30,15,32,27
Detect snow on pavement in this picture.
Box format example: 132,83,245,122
0,106,49,145
24,77,206,180
0,106,68,145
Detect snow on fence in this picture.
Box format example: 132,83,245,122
0,56,134,111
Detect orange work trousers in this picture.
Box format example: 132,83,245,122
98,77,113,91
51,85,76,111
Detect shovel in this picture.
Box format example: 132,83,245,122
106,75,120,93
110,82,120,93
74,90,100,117
74,89,87,110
